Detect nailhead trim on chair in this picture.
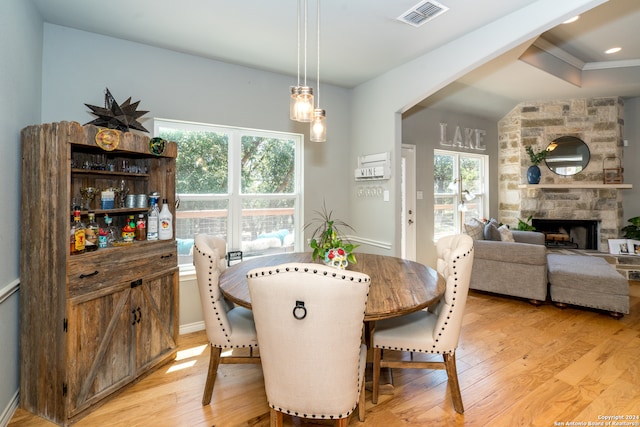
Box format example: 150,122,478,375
374,246,474,355
270,403,352,420
246,266,371,283
195,243,257,349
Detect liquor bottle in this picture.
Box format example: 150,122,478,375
135,214,146,241
98,228,108,248
147,199,160,241
158,198,173,240
70,208,86,255
85,211,99,251
103,214,118,246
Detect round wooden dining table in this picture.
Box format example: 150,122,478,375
219,252,445,322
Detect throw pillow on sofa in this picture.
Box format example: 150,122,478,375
484,218,502,241
498,224,515,242
464,218,485,240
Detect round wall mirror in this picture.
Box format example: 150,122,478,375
544,136,590,176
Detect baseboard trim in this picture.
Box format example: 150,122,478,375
345,235,392,251
0,390,18,427
179,321,205,335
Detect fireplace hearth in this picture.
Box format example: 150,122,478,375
531,219,599,249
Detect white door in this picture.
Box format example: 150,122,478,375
401,145,416,261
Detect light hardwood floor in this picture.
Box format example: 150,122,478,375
10,283,640,427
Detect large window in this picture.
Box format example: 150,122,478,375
155,119,303,267
434,149,488,240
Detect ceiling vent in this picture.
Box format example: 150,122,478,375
397,0,449,27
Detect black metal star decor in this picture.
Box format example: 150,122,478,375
85,88,149,132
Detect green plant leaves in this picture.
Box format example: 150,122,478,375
304,201,358,264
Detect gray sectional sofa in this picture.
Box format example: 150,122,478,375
465,219,548,303
464,218,630,316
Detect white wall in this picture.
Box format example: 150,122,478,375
623,97,640,221
0,0,43,424
402,107,498,266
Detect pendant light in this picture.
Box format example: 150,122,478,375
292,0,314,122
310,0,326,142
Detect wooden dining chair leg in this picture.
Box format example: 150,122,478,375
336,417,348,427
443,352,464,414
202,344,222,405
372,347,382,404
358,379,365,421
270,408,283,427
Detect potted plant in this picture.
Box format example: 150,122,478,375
516,215,536,231
305,202,358,268
525,146,548,184
622,216,640,239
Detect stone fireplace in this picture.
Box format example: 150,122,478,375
498,97,625,251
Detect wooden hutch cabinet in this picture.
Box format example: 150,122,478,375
19,121,179,426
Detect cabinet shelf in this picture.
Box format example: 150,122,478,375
72,207,150,216
68,239,175,256
71,168,150,178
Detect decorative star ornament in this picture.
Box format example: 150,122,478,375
85,88,149,132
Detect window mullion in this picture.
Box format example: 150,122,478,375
229,129,243,252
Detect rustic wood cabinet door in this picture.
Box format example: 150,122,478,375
66,287,134,417
133,269,178,371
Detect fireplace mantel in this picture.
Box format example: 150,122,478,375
518,183,632,189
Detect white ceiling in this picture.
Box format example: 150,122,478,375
31,0,640,121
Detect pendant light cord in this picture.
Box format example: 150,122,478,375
316,0,320,108
296,0,301,87
303,0,308,87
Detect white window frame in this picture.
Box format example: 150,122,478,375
154,118,304,273
434,149,489,240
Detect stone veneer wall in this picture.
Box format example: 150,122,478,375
498,97,625,251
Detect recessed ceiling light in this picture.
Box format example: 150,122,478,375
563,16,580,24
605,47,622,54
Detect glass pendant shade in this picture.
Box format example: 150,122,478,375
289,86,301,120
310,108,326,142
294,86,314,122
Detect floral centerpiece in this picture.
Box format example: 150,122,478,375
305,202,358,269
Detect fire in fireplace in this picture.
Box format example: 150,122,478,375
531,219,599,249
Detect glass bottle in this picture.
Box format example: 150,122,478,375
104,214,118,246
147,199,160,241
121,215,136,243
85,211,99,252
135,214,146,241
70,208,86,255
158,198,173,240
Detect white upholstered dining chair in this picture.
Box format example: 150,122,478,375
247,263,371,427
193,234,260,405
371,234,474,414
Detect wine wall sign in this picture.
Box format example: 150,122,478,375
439,122,486,152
